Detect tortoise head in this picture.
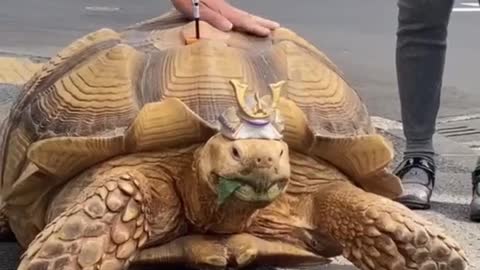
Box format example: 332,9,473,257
196,80,290,206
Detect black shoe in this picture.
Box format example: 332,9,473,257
393,157,436,209
470,168,480,221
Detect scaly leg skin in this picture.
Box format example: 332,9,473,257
17,172,150,270
313,181,468,270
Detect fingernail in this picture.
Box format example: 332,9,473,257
219,20,233,31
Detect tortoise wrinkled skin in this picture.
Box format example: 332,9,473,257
0,11,468,270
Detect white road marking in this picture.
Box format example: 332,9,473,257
370,116,403,130
453,2,480,12
372,116,480,155
437,113,480,124
84,6,120,12
462,2,480,7
453,7,480,12
373,114,480,130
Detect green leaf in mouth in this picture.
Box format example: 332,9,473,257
217,177,243,206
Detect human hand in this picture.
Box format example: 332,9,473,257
171,0,279,37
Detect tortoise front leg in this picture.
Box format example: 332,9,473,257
313,181,468,270
18,171,151,270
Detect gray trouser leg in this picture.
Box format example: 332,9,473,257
396,0,454,161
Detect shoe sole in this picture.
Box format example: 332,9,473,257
470,213,480,222
395,197,431,210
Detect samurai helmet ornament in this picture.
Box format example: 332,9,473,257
218,79,286,140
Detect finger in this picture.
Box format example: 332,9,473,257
227,5,279,29
231,15,272,36
220,5,275,36
199,3,234,31
237,24,271,37
235,15,272,37
252,15,280,30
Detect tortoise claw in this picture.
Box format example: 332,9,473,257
135,235,229,270
225,233,328,268
233,247,258,267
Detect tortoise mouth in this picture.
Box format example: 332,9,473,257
214,174,288,205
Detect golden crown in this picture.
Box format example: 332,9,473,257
217,79,286,140
230,79,285,120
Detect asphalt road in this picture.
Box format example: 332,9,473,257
0,0,480,269
1,0,480,121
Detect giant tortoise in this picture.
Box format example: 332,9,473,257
0,10,468,270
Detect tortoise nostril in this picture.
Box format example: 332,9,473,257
254,156,275,167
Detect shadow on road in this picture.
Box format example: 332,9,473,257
0,241,359,270
0,242,20,270
429,200,472,222
130,256,360,270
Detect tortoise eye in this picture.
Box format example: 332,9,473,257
280,149,284,157
232,146,241,160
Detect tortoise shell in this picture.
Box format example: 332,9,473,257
0,11,399,232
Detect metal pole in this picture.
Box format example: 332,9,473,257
192,0,200,39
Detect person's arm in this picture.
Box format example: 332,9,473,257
171,0,279,37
